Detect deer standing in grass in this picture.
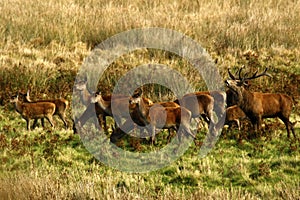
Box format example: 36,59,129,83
74,78,110,131
73,88,151,134
224,105,247,130
194,91,226,119
10,94,56,130
90,91,154,126
109,98,180,143
20,90,69,129
74,77,93,107
174,92,216,134
129,89,195,145
225,67,296,138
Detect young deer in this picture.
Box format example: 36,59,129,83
129,89,195,145
225,105,247,130
20,90,69,129
225,67,296,138
10,94,56,130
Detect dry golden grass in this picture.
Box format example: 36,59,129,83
0,0,299,50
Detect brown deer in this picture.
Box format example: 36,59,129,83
194,91,226,119
90,92,153,126
20,90,69,129
74,78,113,131
73,91,152,134
109,100,180,143
225,105,247,130
174,92,216,131
225,67,296,138
73,101,107,134
129,89,195,145
74,77,93,107
10,94,56,130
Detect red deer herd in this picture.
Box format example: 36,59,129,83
10,66,297,145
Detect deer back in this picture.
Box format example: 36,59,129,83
19,102,56,119
178,93,214,118
260,93,293,118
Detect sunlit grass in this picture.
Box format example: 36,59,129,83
0,107,299,199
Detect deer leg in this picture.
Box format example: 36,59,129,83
41,118,45,128
151,125,156,145
278,115,295,139
184,126,196,139
177,129,182,144
95,114,103,131
289,122,296,139
201,114,210,125
102,115,107,131
285,122,291,139
32,119,39,129
252,117,261,137
257,116,263,134
234,119,241,131
96,114,105,131
58,113,68,129
46,115,55,128
282,118,291,139
26,119,31,131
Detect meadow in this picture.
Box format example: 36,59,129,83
0,0,300,199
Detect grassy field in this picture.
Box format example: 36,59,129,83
1,0,300,199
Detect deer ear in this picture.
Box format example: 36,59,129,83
133,88,143,97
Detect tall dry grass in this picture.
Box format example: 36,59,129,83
1,170,299,200
0,0,299,50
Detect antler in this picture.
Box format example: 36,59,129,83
228,68,237,80
229,66,272,81
242,68,272,81
238,65,246,80
228,65,246,80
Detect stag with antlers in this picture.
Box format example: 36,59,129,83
225,67,296,139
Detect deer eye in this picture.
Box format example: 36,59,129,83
132,94,139,98
237,81,244,86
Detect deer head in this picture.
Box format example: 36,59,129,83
74,77,88,91
225,67,272,95
129,88,143,104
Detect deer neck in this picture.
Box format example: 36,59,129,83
14,100,24,114
80,89,92,105
237,87,254,111
136,97,150,122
